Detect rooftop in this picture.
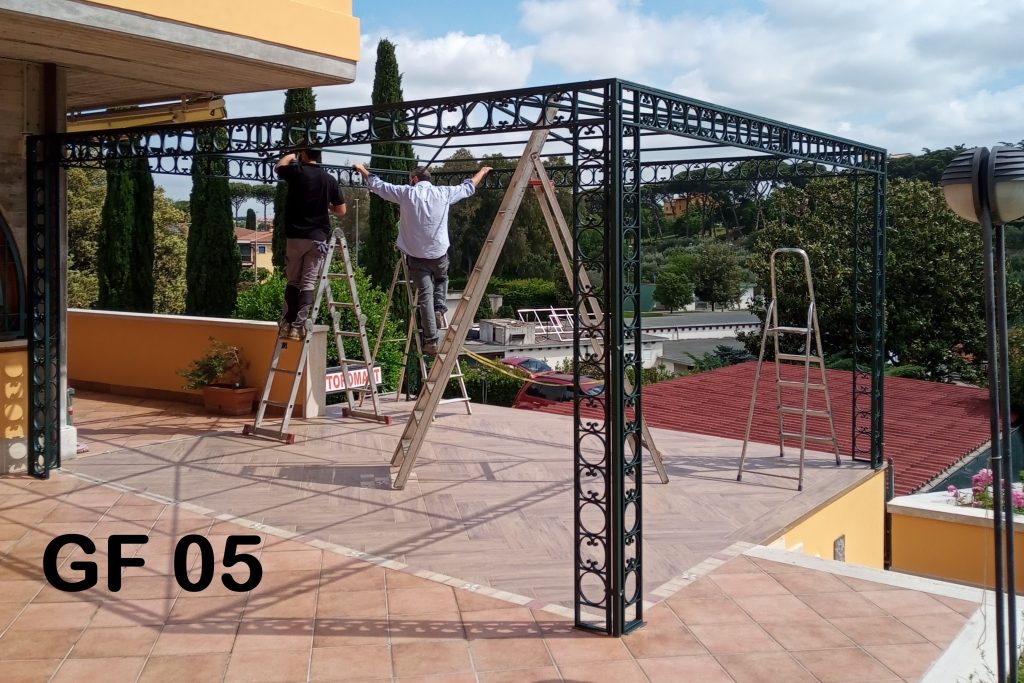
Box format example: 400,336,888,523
641,312,761,329
659,338,748,364
0,409,989,681
544,362,993,496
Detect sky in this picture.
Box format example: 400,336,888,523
171,0,1024,198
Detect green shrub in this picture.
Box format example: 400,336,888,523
1010,327,1024,412
886,365,929,380
460,364,525,407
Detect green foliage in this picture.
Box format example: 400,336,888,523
885,365,929,380
249,185,275,228
686,352,725,373
153,224,187,314
67,270,98,309
691,239,743,309
488,278,570,314
888,147,966,184
97,160,136,311
460,364,524,407
554,357,677,385
748,177,985,381
653,268,693,312
363,39,416,294
130,157,155,312
187,129,241,317
67,168,104,274
685,345,752,374
177,337,247,389
228,182,252,219
238,267,272,285
1010,327,1024,412
234,269,405,392
245,208,257,230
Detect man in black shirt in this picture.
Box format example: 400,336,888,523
274,147,346,340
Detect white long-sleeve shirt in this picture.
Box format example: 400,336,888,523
365,175,476,259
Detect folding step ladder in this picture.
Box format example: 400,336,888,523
736,248,841,490
243,228,389,444
388,256,472,413
389,107,668,489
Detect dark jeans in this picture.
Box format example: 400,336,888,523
283,238,326,331
407,254,449,344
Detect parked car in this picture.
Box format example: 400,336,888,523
512,373,603,410
501,356,553,378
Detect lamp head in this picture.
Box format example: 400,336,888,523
988,146,1024,225
941,147,985,224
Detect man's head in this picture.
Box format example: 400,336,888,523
410,166,431,185
298,147,323,164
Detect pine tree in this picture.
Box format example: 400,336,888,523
245,208,257,230
363,39,416,292
272,88,317,270
186,130,242,316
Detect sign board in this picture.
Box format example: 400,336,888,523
325,364,383,394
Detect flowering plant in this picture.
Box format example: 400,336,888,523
948,469,1024,513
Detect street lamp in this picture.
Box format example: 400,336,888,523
353,198,360,268
942,145,1024,683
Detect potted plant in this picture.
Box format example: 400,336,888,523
178,337,258,415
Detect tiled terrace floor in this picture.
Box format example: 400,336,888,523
63,391,871,608
0,473,982,682
0,392,989,681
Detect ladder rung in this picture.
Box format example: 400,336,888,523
780,432,835,444
261,400,292,409
777,381,827,390
327,273,354,280
330,301,356,308
780,407,831,418
770,326,811,334
269,368,299,377
777,353,824,363
245,426,296,443
335,331,364,338
440,397,471,405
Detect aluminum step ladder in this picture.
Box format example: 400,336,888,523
737,248,841,490
368,255,471,413
243,228,389,444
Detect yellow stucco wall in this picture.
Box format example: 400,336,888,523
769,468,886,569
67,310,318,414
83,0,359,61
0,343,28,442
890,510,1024,589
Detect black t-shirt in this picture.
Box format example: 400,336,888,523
276,161,344,242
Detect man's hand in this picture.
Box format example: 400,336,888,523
470,166,493,187
275,152,297,172
353,163,370,180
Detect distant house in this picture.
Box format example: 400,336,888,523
657,337,748,374
234,228,274,274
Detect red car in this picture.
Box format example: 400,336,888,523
512,373,604,410
500,356,553,379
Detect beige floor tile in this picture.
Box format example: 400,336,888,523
800,591,886,619
543,632,632,666
477,668,561,683
233,618,314,651
315,588,387,619
717,651,818,683
167,595,247,624
688,621,782,655
89,597,175,627
391,639,473,678
898,612,970,647
461,606,540,640
759,618,856,650
622,619,706,659
3,658,62,683
468,636,554,672
864,642,944,679
668,595,757,626
639,654,735,683
558,659,648,683
710,573,789,598
224,647,312,683
9,600,99,630
860,589,957,617
50,656,146,683
313,616,390,648
137,653,230,683
734,594,822,623
151,622,238,655
793,647,901,682
388,585,459,616
829,616,929,647
310,644,392,681
70,625,161,658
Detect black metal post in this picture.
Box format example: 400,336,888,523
981,197,1008,683
994,220,1019,681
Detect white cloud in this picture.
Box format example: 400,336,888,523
521,0,1024,153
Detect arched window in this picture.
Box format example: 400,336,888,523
0,207,25,341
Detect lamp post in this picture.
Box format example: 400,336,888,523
353,197,360,268
942,145,1024,683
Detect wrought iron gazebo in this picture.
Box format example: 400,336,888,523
26,78,887,636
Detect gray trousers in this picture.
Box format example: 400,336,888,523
407,254,448,344
283,238,326,330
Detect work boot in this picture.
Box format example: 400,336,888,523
435,310,446,331
286,326,303,341
278,320,292,339
422,341,438,356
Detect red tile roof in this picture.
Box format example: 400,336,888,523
234,227,274,243
542,362,992,496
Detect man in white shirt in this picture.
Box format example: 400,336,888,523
353,162,492,355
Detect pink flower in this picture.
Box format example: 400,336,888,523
948,485,959,495
973,469,994,488
1013,490,1024,510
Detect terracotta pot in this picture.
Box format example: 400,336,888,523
201,384,258,416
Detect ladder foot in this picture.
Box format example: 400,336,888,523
285,434,297,444
797,484,804,492
242,424,253,436
736,474,743,482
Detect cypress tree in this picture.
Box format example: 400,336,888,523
130,156,155,312
245,208,257,230
272,88,318,270
186,129,242,316
97,158,134,310
363,39,416,292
